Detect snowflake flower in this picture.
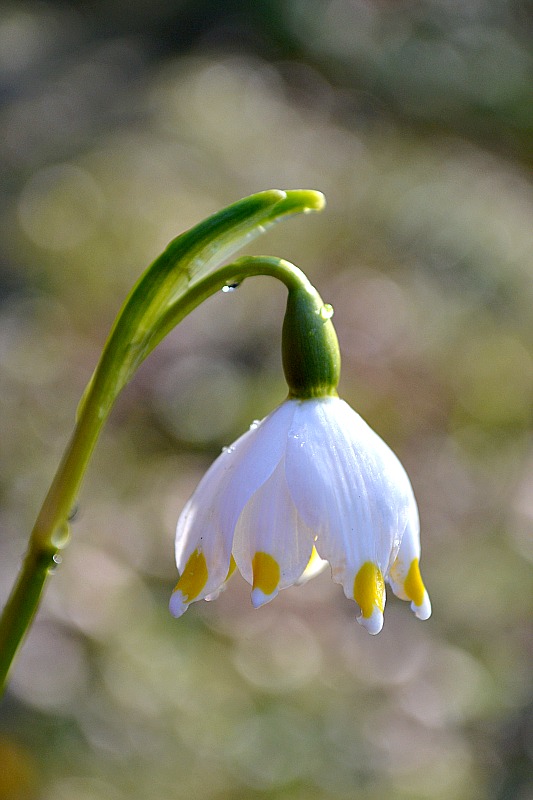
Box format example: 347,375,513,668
169,395,431,634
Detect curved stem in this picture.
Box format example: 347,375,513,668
0,383,111,691
0,256,316,695
79,190,324,409
141,256,316,361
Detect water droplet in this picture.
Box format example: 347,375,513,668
222,445,235,454
249,419,261,430
49,552,63,572
290,432,306,447
50,522,71,549
320,303,334,320
222,282,240,293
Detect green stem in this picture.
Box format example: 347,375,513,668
0,381,111,690
0,256,317,695
142,255,314,358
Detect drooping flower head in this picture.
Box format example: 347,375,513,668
170,266,431,634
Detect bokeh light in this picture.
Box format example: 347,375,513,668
0,2,532,799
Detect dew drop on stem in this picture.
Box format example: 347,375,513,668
222,282,241,293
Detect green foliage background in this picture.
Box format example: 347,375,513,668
0,1,532,798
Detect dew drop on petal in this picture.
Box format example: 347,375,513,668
222,282,241,293
320,303,334,320
289,431,305,448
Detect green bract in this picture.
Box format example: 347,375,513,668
80,189,325,418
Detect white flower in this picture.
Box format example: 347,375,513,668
169,396,431,634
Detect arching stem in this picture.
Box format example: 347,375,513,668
0,254,322,694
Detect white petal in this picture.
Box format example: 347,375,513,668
286,397,416,602
232,458,315,607
173,400,298,606
169,591,190,618
356,607,384,635
388,507,432,621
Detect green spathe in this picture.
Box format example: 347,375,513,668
282,285,341,398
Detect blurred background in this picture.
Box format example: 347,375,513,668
0,1,532,798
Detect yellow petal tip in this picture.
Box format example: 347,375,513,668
252,551,280,597
174,549,208,603
353,561,385,622
296,546,328,585
404,558,427,609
